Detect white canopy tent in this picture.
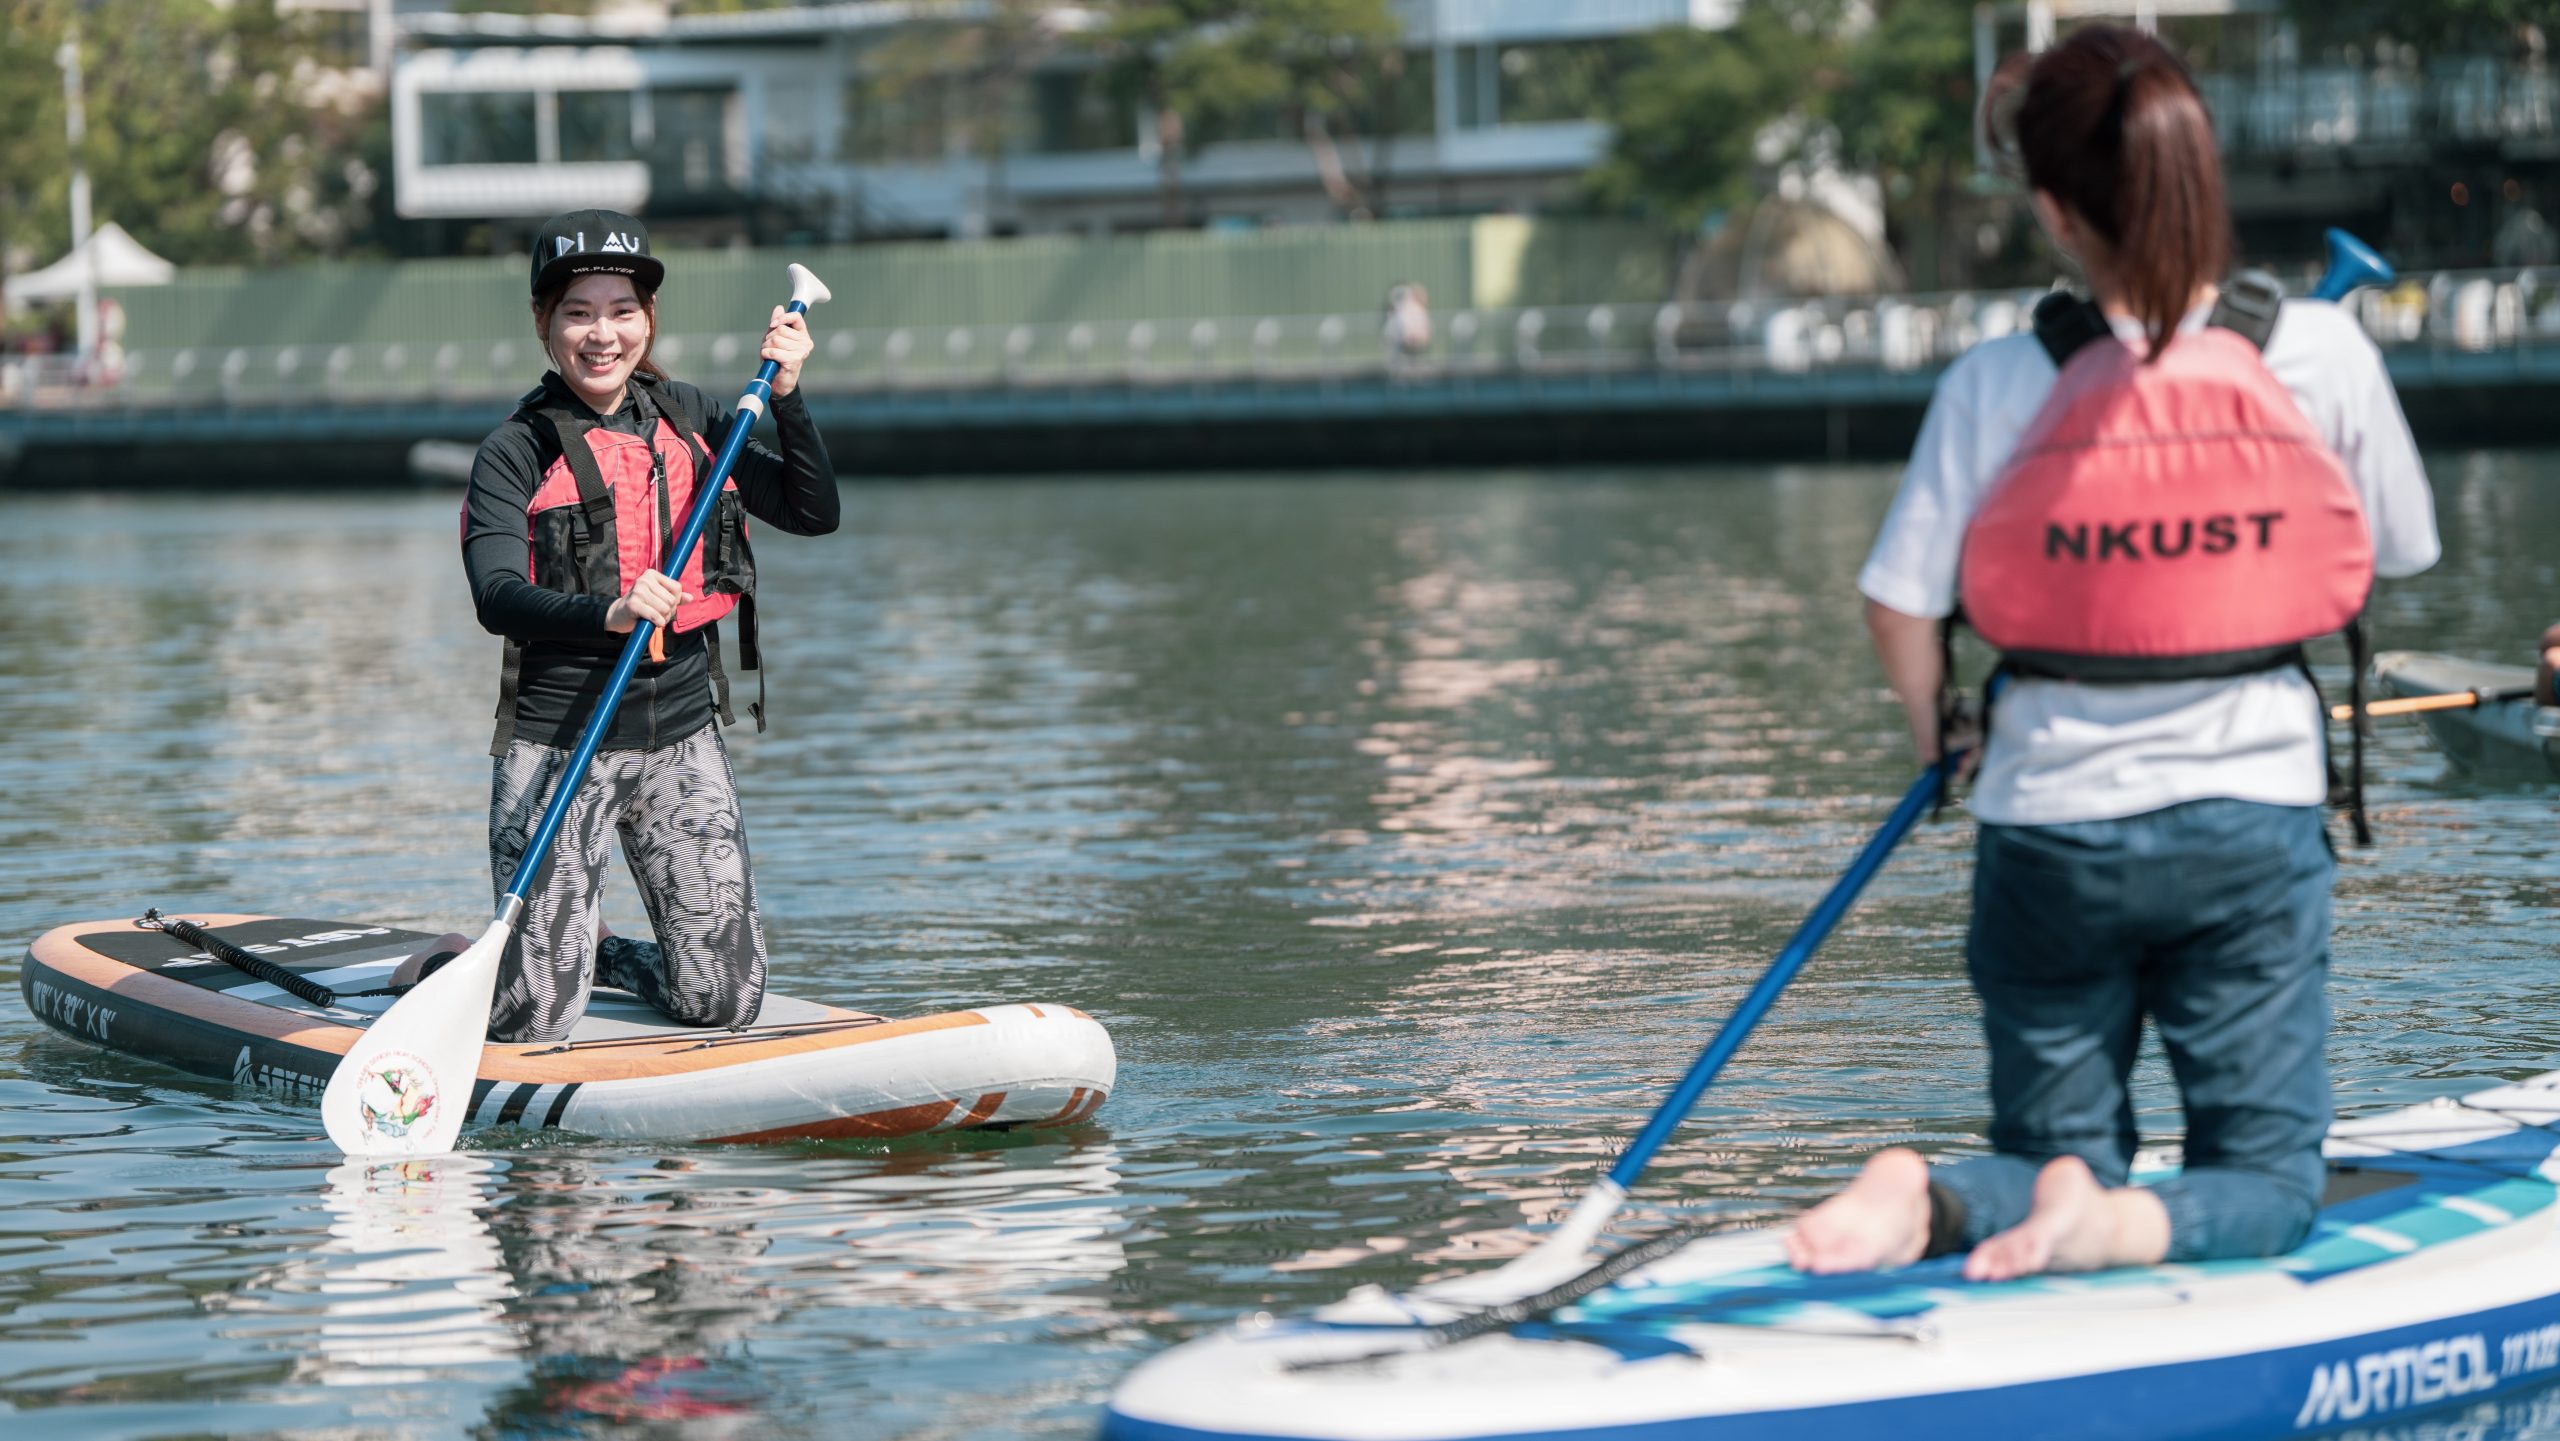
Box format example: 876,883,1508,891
5,221,174,311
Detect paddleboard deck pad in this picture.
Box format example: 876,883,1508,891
2374,650,2560,781
1108,1073,2560,1440
23,914,1114,1144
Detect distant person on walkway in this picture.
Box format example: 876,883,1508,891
2537,621,2560,705
1787,25,2438,1281
1385,282,1432,366
455,209,838,1044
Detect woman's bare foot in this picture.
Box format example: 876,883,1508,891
1785,1148,1934,1274
1963,1156,2169,1282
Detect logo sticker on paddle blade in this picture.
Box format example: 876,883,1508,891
356,1050,440,1140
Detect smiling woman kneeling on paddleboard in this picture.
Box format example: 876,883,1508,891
1788,26,2440,1280
458,210,838,1044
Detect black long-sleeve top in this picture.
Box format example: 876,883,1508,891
461,375,838,751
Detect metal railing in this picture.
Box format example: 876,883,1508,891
2196,62,2560,153
7,267,2557,412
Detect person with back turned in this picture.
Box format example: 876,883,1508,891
451,210,839,1044
1785,26,2439,1281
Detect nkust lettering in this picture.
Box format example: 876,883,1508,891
2046,511,2286,562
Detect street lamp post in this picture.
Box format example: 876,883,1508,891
58,22,96,366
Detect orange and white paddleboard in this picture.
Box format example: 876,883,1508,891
23,914,1115,1144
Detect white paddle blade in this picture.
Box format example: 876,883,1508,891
1412,1180,1630,1309
321,917,509,1158
787,262,832,309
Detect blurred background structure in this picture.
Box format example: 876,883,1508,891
1,0,2554,473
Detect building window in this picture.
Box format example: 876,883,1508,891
1030,69,1129,154
763,80,822,164
1497,39,1643,126
644,86,736,194
843,75,953,162
559,90,637,163
420,91,538,166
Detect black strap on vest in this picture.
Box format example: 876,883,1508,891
2335,618,2373,846
2030,291,2116,368
2031,270,2285,369
489,637,528,757
2207,270,2284,352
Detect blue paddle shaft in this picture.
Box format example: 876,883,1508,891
1604,756,1953,1190
500,304,807,911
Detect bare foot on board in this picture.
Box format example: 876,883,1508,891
1962,1155,2169,1282
1784,1147,1933,1274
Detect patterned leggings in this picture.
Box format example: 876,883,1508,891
487,724,769,1044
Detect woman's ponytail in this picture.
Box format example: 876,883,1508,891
1985,25,2229,361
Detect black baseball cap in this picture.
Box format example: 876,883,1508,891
529,209,666,296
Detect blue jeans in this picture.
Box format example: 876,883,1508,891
1934,799,2334,1263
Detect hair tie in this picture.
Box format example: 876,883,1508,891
2106,55,2144,128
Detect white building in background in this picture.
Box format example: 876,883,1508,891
388,0,1741,242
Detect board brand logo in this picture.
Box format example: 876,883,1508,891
173,925,393,966
2295,1334,2496,1427
231,1045,323,1097
357,1049,440,1140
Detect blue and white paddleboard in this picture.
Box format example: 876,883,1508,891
1107,1073,2560,1440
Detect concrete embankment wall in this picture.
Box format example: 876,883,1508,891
109,218,1677,355
10,342,2555,489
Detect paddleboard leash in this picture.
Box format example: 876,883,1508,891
136,908,341,1009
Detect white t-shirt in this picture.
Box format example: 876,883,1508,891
1857,299,2441,826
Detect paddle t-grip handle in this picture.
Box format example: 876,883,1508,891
788,262,832,310
2312,229,2393,303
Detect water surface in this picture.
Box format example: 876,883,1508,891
4,456,2558,1439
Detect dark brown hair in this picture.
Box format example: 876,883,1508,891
1984,24,2229,361
532,276,665,384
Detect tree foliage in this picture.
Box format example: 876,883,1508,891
1087,0,1412,219
1090,0,1215,225
0,0,381,276
863,0,1062,230
1590,0,1995,286
1585,5,1831,232
1826,0,1984,288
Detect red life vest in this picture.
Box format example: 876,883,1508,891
482,374,760,756
517,380,750,637
1957,292,2373,682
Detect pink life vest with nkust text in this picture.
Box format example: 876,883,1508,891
1957,317,2374,682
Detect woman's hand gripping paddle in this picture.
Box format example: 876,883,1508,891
322,263,834,1159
